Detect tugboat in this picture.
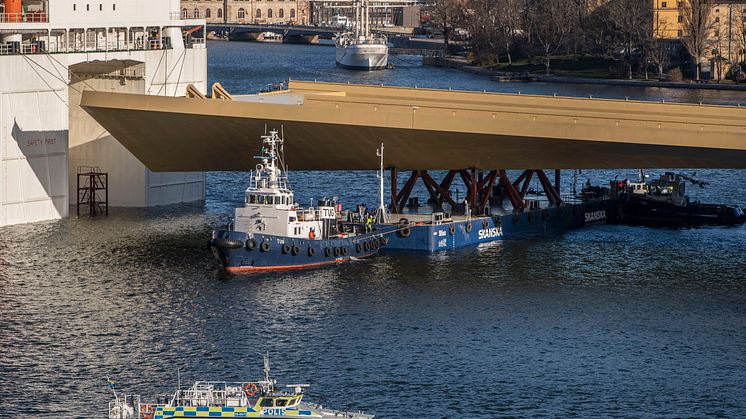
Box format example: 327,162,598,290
611,171,746,226
209,130,387,273
107,354,375,419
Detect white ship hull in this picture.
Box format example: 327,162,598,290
0,1,208,227
336,43,388,70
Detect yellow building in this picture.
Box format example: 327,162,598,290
181,0,310,25
654,0,746,74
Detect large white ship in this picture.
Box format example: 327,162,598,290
335,0,388,70
0,0,207,227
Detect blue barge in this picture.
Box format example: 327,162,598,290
376,199,612,252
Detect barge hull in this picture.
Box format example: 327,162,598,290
379,199,614,252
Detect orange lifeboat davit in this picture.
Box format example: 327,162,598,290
3,0,23,22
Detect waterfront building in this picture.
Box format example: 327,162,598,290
180,0,309,25
0,0,208,227
653,0,746,76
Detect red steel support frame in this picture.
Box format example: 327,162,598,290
390,168,398,214
387,168,559,215
536,170,562,205
499,170,525,212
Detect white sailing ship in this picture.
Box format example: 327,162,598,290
335,0,388,70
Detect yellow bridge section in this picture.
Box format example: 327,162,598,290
80,80,746,171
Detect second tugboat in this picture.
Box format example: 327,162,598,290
209,130,387,273
611,171,746,226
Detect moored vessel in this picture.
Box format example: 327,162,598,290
209,130,387,273
107,354,375,419
335,0,388,70
610,171,746,226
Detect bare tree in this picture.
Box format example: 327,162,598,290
429,0,464,50
463,0,500,63
525,0,576,74
496,0,523,65
680,0,716,80
648,22,672,80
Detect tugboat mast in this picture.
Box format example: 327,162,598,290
377,143,387,223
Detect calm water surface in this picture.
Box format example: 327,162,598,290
1,42,746,418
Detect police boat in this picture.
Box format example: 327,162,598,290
209,129,387,273
107,354,375,419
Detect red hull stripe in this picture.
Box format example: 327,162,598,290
225,255,373,273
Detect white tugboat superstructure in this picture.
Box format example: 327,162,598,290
209,129,388,273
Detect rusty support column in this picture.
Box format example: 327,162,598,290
422,171,457,207
519,170,534,198
536,170,562,205
512,170,529,190
478,170,498,214
390,167,398,214
555,169,561,195
396,170,419,211
499,170,525,212
470,168,478,209
420,170,439,205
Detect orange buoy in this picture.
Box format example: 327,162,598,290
140,404,155,419
3,0,23,23
243,382,258,397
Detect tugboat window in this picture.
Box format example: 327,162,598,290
260,398,274,407
276,399,288,407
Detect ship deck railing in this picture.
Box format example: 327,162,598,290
0,12,49,23
0,35,205,56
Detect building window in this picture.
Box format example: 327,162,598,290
661,1,667,8
256,8,261,18
206,8,211,18
218,8,223,18
678,15,683,23
278,8,284,18
182,8,188,18
715,16,720,23
99,3,102,11
194,7,200,18
268,8,273,18
290,8,295,18
73,4,76,11
238,8,246,19
113,4,116,11
86,4,90,11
